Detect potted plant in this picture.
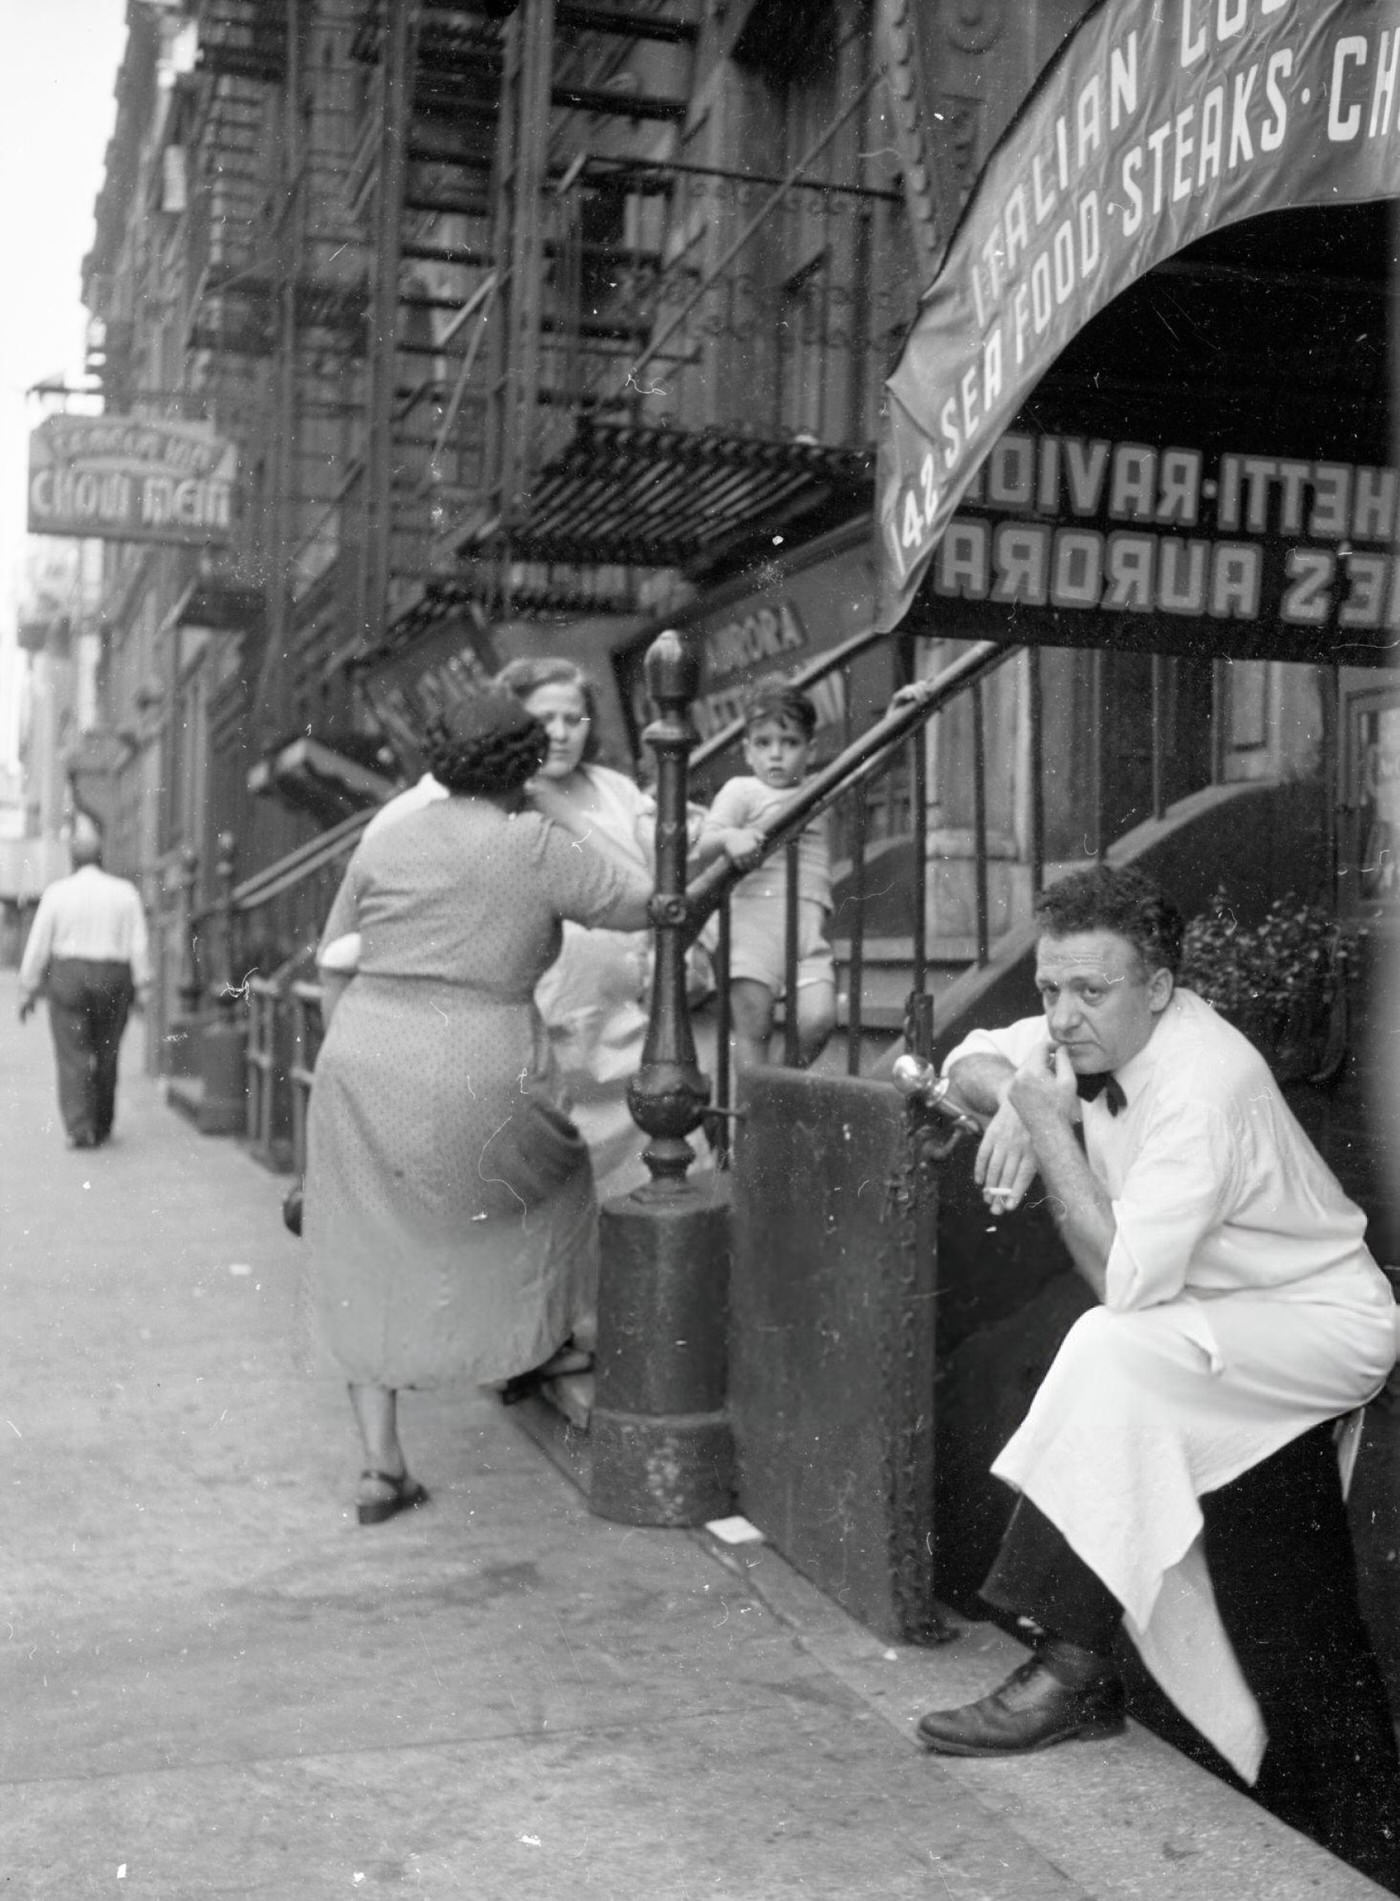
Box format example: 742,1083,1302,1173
1178,888,1361,1085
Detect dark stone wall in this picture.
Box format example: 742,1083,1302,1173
1287,927,1400,1267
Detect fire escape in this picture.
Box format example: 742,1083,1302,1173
347,0,507,664
179,0,288,636
80,0,915,863
178,0,391,835
354,0,907,677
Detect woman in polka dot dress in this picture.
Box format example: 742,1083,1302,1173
301,692,652,1524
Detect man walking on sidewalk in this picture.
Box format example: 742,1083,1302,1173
18,827,150,1149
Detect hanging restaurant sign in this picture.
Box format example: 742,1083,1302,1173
357,613,501,776
27,415,236,546
876,0,1400,630
614,527,880,757
654,597,849,744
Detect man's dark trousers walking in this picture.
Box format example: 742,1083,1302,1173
45,957,134,1147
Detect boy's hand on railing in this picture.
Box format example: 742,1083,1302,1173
718,826,765,872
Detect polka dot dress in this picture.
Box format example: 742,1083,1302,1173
301,798,647,1387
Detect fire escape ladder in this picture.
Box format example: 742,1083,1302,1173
364,5,892,627
427,9,896,598
249,0,315,729
481,0,557,590
182,17,283,643
196,0,288,85
185,0,376,743
359,0,421,653
460,2,713,613
330,1,506,652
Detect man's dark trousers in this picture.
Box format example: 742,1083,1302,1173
44,957,135,1145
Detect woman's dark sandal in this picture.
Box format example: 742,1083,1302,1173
356,1470,430,1526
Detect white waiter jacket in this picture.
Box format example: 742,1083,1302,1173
945,987,1398,1779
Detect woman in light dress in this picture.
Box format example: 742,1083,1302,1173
495,658,666,1210
301,691,652,1524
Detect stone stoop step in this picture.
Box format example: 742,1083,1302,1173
693,1519,1391,1901
163,1072,246,1136
163,1073,206,1127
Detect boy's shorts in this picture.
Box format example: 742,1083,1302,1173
727,896,834,996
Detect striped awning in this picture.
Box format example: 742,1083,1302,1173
478,417,873,568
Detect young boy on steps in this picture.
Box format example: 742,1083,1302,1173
703,678,835,1071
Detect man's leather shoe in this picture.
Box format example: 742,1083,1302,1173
917,1654,1125,1756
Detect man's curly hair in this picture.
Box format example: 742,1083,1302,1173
1035,865,1184,976
421,711,548,797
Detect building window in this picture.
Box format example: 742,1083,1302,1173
731,0,840,87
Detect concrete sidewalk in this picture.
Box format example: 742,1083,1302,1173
0,970,1383,1900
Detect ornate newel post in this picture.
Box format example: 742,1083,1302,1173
197,830,247,1134
212,832,239,1008
165,847,204,1080
178,847,203,1017
589,630,735,1527
628,628,710,1187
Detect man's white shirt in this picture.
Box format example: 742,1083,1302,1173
944,987,1376,1311
19,865,151,1000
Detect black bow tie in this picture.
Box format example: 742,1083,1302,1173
1077,1071,1127,1115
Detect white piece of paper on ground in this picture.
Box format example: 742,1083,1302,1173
706,1515,764,1545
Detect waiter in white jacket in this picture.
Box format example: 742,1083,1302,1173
916,864,1400,1888
18,827,150,1149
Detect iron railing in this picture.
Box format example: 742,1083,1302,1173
684,639,1019,1129
162,629,1232,1177
288,979,325,1176
687,622,917,859
246,973,283,1161
597,141,907,451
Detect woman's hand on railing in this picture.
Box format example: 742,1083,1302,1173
685,812,730,877
888,680,936,714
